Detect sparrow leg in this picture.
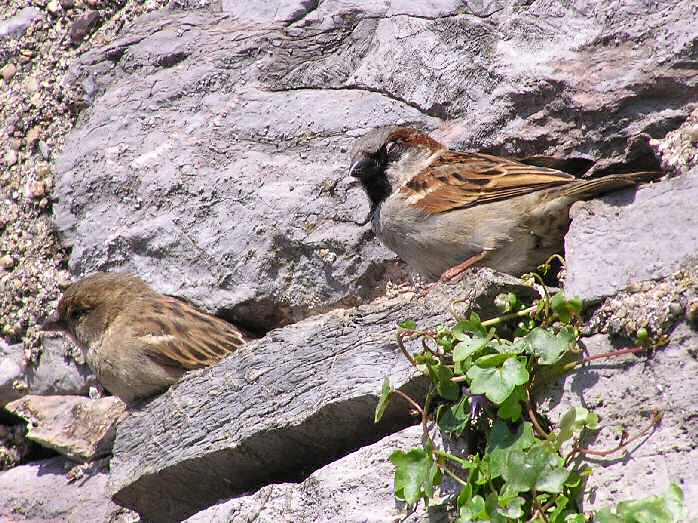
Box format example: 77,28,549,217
419,252,487,297
438,252,487,283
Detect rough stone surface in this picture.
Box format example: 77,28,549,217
184,425,437,523
540,323,698,517
564,168,698,302
70,10,101,45
0,336,95,407
0,7,43,40
0,456,137,523
5,0,698,520
54,0,698,332
6,395,126,462
109,270,534,522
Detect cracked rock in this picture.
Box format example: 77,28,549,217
6,394,127,462
108,270,534,522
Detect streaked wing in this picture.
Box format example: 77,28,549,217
401,151,577,214
131,296,247,370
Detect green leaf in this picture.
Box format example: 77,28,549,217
456,483,473,508
374,377,393,423
389,448,436,505
547,494,570,523
610,483,685,523
467,357,530,404
496,386,525,421
564,515,588,523
551,292,583,324
457,495,487,522
438,395,470,436
502,442,570,494
453,334,490,361
453,313,486,339
495,292,520,313
399,319,417,330
474,353,510,367
496,495,525,518
525,327,577,365
487,421,535,479
557,406,599,446
428,363,460,401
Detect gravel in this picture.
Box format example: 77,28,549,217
0,1,172,359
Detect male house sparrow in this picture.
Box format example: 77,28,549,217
349,127,662,280
42,272,248,403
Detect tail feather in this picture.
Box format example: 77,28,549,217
561,171,663,199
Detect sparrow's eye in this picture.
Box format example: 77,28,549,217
71,307,89,321
385,140,402,155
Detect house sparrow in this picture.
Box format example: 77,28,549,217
349,126,663,280
42,272,248,403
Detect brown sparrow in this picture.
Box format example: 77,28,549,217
42,272,248,403
349,127,663,281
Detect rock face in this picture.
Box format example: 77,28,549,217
109,271,534,522
0,7,42,40
0,337,95,407
54,1,697,332
6,395,126,462
12,0,698,521
540,323,698,512
184,425,433,523
0,456,136,523
564,168,698,302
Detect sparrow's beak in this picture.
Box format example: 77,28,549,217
349,157,374,179
41,311,65,332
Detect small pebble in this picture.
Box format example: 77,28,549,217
38,141,50,159
0,255,15,270
1,64,17,82
36,164,51,177
25,126,41,146
5,150,18,167
28,181,46,199
70,11,100,45
46,0,61,13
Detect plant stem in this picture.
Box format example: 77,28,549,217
575,410,662,457
435,449,472,469
439,464,469,487
481,305,537,327
392,389,424,417
527,387,549,439
396,331,418,368
578,346,647,365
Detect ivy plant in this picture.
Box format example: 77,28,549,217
376,267,681,522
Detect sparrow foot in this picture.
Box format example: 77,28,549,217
438,252,487,284
419,252,487,297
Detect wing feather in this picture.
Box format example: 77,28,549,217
401,151,577,214
126,295,247,371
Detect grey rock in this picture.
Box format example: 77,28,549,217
0,341,25,406
0,7,43,40
540,323,698,517
1,338,95,407
108,270,534,522
5,395,127,462
168,0,215,9
184,425,438,523
0,456,137,523
564,168,698,302
55,1,697,333
70,10,101,45
220,0,320,25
